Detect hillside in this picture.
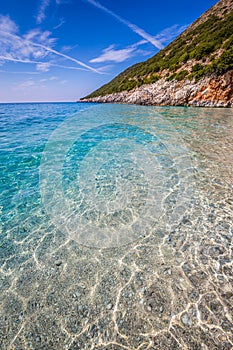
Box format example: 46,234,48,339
81,0,233,107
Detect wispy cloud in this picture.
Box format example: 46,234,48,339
0,14,18,33
55,0,70,4
0,15,103,74
13,78,49,91
130,24,189,49
14,76,69,92
53,18,66,30
0,69,40,75
37,0,69,25
86,0,164,50
38,76,59,81
90,24,188,64
17,79,36,89
0,56,43,65
37,0,51,24
36,62,51,72
61,44,79,53
90,45,135,63
30,38,101,73
0,55,96,72
154,24,188,43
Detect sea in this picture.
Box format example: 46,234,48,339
0,102,232,349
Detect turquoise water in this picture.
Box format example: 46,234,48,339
0,103,232,349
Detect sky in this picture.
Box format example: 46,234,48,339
0,0,217,102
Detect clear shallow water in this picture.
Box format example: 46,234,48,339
0,103,232,349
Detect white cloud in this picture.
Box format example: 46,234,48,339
37,0,51,24
24,28,55,44
0,26,55,63
90,45,135,63
90,24,188,64
86,0,164,50
0,15,103,74
36,62,51,72
154,24,188,43
17,79,35,89
0,15,18,33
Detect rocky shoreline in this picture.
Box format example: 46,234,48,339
81,70,233,107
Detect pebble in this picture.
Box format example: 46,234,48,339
54,260,62,267
181,313,193,326
106,303,113,310
89,324,96,338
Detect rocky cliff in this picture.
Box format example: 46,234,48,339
81,70,233,107
81,0,233,107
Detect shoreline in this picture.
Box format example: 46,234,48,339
81,70,233,108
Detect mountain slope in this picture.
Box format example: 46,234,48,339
81,0,233,107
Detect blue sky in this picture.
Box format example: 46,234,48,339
0,0,217,102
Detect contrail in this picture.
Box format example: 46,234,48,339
0,30,103,74
0,56,91,71
86,0,164,50
33,42,102,73
0,69,40,74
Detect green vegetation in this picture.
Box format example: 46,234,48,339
83,5,233,99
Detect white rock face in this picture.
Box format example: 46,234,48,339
81,71,233,108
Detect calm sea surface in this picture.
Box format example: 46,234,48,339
0,103,232,349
